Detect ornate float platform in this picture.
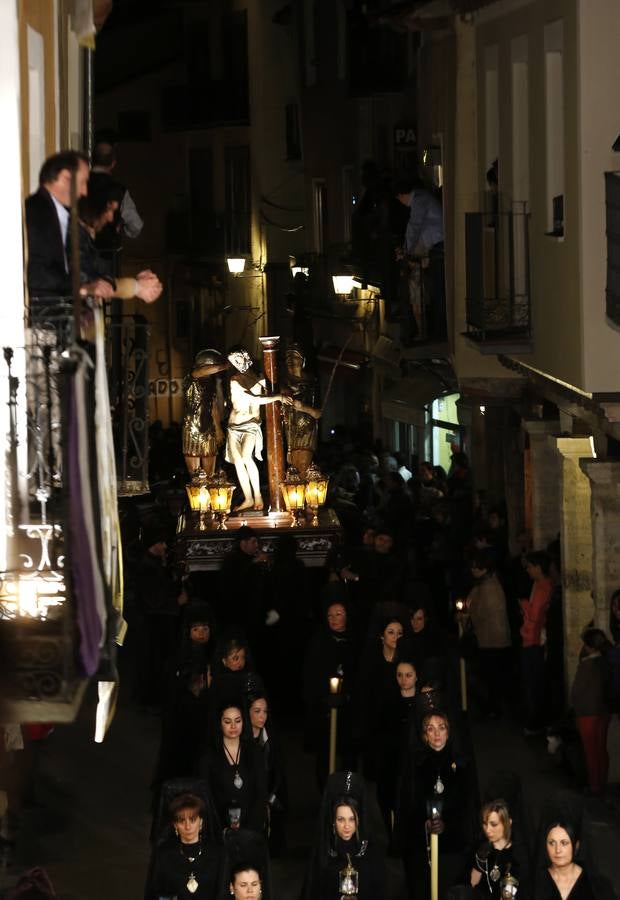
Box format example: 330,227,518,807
177,508,342,572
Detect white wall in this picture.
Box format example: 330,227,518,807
577,0,620,393
0,1,27,566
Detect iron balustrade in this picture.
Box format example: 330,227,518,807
105,305,150,496
465,207,531,341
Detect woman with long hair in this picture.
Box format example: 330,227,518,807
301,771,385,900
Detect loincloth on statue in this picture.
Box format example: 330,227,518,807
225,419,264,462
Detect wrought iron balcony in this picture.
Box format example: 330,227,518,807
464,208,531,347
1,297,149,722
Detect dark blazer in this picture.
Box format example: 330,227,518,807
25,187,70,300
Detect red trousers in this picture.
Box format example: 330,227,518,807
576,714,610,794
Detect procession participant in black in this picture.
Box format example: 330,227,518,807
301,770,386,900
145,780,226,900
302,591,359,787
152,602,215,797
199,702,267,836
248,693,288,857
396,710,478,900
469,797,530,897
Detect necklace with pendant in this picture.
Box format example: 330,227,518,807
225,742,244,789
490,864,501,882
434,774,444,794
180,843,201,894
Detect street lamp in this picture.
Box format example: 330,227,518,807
186,468,211,531
206,470,236,530
279,466,307,526
291,265,309,278
304,462,329,526
226,257,246,275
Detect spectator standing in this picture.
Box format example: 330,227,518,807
90,129,143,275
465,550,512,718
520,551,553,734
571,628,613,796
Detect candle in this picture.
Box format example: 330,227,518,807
455,599,464,611
329,677,340,694
430,832,439,900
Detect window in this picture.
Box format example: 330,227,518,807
544,20,564,236
188,148,215,254
285,103,302,161
222,11,249,121
312,179,327,254
484,45,499,201
304,0,317,86
511,35,530,206
342,166,354,244
225,146,251,255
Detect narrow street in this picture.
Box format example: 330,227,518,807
5,671,620,899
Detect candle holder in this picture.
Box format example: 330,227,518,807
279,466,307,526
304,462,329,526
185,468,211,531
206,470,236,529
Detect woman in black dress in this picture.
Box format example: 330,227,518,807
302,598,359,786
397,710,478,900
248,692,288,856
533,820,595,900
200,703,267,835
145,784,226,900
470,798,529,896
153,602,215,795
301,770,386,900
374,657,421,846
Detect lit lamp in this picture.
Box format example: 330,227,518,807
207,469,236,529
226,257,246,276
291,265,309,278
304,462,329,526
186,468,211,531
332,275,358,296
280,466,307,526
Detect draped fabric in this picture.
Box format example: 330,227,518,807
64,345,107,675
93,306,125,642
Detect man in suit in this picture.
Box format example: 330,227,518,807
25,150,114,305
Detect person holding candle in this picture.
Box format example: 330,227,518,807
396,710,478,900
301,770,386,900
302,592,359,787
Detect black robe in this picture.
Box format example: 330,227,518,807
535,868,595,900
199,740,267,834
471,842,529,897
146,838,226,900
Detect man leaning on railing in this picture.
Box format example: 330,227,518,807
25,150,161,310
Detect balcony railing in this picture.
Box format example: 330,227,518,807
105,306,150,496
465,207,531,342
0,297,149,720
